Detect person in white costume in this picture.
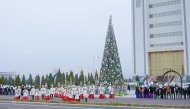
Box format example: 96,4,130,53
14,86,21,100
23,87,29,100
74,88,80,102
108,84,112,94
54,87,59,97
61,87,66,101
109,85,115,98
69,88,74,101
79,86,84,99
40,85,46,100
99,84,106,99
50,85,55,99
30,86,35,100
64,88,69,100
88,85,95,99
83,85,88,102
58,85,64,97
35,88,40,100
45,89,50,100
92,85,96,94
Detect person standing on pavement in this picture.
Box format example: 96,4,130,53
35,88,40,100
170,84,175,99
88,84,95,99
149,85,154,98
40,85,46,100
83,86,88,102
0,85,2,95
187,85,190,99
23,87,29,100
14,86,21,100
127,84,130,92
175,84,179,99
28,85,31,96
166,85,171,99
50,85,55,100
109,85,115,99
135,86,139,98
21,85,24,96
99,84,106,99
75,88,80,102
44,89,50,100
30,86,35,100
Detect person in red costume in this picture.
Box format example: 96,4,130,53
23,86,29,100
35,88,40,100
44,89,50,101
13,86,21,100
88,84,95,99
99,84,106,99
109,85,115,98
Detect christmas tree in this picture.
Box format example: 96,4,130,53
99,16,123,84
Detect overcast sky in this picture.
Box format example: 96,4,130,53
0,0,133,78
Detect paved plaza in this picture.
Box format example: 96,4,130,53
0,94,190,108
0,101,179,109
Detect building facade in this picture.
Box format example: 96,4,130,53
0,72,16,79
132,0,190,77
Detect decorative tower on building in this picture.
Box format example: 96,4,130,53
99,16,123,84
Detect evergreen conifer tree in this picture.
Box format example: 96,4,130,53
48,73,54,85
34,74,40,88
8,77,13,85
94,70,99,80
14,75,21,86
22,75,26,85
41,76,45,86
79,70,84,85
0,76,5,85
45,74,50,88
66,72,69,85
28,73,33,85
69,71,74,85
55,69,63,86
74,74,79,85
100,16,123,84
62,72,65,85
4,77,8,85
90,73,94,84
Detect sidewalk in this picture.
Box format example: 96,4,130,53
94,90,136,98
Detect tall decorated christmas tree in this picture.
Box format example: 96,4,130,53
99,16,123,84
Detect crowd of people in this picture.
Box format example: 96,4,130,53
135,82,190,99
2,82,190,102
11,84,116,102
0,85,15,95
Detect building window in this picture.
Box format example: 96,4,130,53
136,0,141,8
149,0,181,9
150,24,154,28
150,42,183,47
150,31,183,38
149,10,181,18
149,4,153,8
149,21,182,28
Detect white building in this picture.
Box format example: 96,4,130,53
0,72,16,79
132,0,190,77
